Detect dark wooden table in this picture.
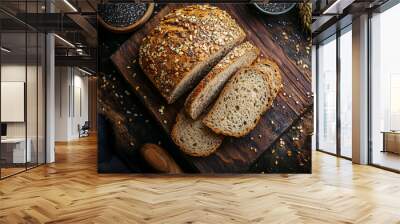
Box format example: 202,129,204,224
98,3,312,173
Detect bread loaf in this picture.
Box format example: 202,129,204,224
171,110,223,157
203,59,282,137
185,41,260,119
139,5,246,104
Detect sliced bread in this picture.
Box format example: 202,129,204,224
253,58,283,99
171,111,223,157
185,41,260,119
203,59,282,137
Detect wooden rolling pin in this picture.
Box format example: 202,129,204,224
140,144,183,174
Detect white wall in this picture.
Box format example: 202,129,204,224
54,66,89,141
352,14,369,164
46,32,56,163
1,65,26,139
1,63,46,163
1,64,41,138
55,66,70,141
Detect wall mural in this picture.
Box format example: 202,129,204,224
97,2,312,173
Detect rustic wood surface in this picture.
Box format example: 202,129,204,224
111,4,312,173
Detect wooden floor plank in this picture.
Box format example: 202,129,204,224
0,135,400,223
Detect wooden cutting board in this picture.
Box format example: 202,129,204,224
111,4,312,173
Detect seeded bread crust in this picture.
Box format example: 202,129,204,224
185,41,260,119
139,5,246,104
203,59,283,137
171,111,224,157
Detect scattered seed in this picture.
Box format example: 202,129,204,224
279,138,285,146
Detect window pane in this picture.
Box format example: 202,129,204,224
371,3,400,171
1,31,28,177
340,28,352,158
318,36,337,154
27,31,38,169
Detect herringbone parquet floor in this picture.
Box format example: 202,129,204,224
1,135,400,224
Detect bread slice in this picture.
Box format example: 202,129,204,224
203,59,282,137
171,111,223,157
185,42,260,119
139,5,246,104
253,58,283,99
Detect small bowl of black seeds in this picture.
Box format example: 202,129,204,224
253,3,296,15
98,3,154,33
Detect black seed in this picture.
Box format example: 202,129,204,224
98,3,147,27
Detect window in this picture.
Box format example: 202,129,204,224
0,2,47,179
370,3,400,171
340,27,352,158
317,36,337,154
316,25,353,159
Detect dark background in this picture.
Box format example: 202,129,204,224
97,3,312,173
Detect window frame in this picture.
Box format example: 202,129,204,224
315,24,353,160
367,1,400,173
